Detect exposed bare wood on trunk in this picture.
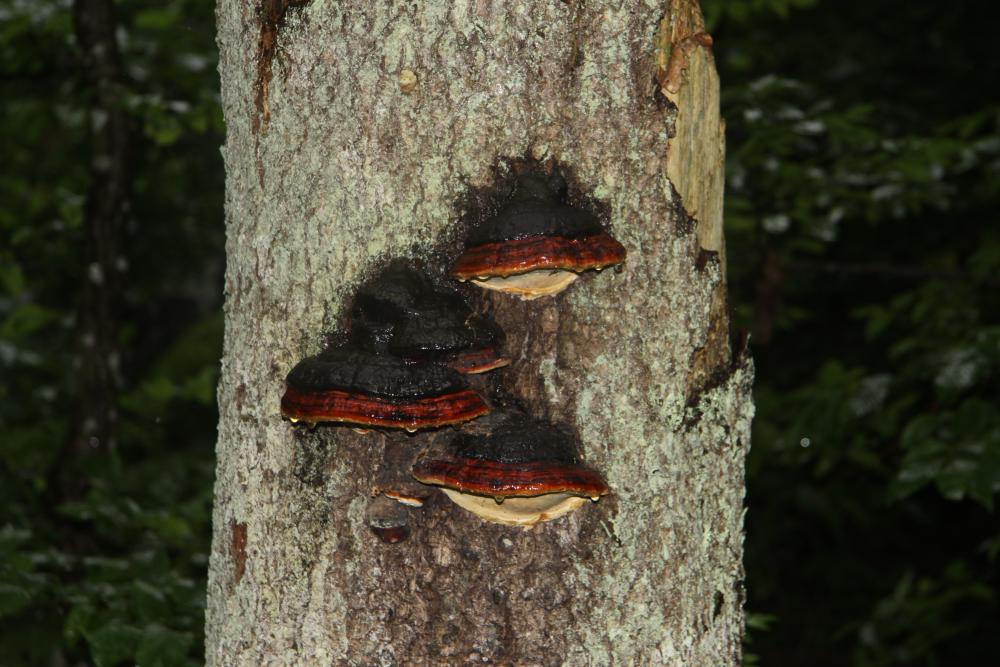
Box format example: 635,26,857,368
655,0,731,397
208,1,752,664
70,0,129,454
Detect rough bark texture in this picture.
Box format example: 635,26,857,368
208,1,752,664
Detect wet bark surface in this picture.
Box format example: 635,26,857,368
208,1,751,664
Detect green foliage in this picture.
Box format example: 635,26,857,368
710,0,1000,663
0,0,222,664
702,0,818,28
854,562,996,667
743,611,777,666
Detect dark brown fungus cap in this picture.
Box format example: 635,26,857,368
390,312,508,375
412,415,609,526
450,172,626,299
280,346,489,431
350,261,509,374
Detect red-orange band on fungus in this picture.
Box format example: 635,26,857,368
412,456,609,499
280,385,488,429
444,347,511,374
451,232,626,280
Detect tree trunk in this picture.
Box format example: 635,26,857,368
207,1,752,664
70,0,129,455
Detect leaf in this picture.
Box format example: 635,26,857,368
0,257,25,294
87,623,143,667
136,625,194,667
0,303,54,339
0,583,33,618
892,400,1000,510
134,9,180,31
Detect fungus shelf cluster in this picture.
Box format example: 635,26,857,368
350,261,509,374
280,263,503,432
281,165,625,531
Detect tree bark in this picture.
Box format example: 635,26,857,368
208,1,752,664
70,0,130,455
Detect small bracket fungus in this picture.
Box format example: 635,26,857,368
382,489,426,508
351,261,509,374
366,495,412,544
450,171,626,299
280,346,489,431
373,441,431,508
412,415,609,527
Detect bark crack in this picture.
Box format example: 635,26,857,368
253,0,311,186
254,0,311,132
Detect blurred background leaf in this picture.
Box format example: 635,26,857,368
0,0,221,664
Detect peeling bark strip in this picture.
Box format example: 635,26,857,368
656,0,725,259
252,0,311,186
210,0,751,664
253,0,310,132
656,0,730,396
70,0,130,454
657,28,714,96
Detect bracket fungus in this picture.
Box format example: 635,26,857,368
373,441,431,508
351,261,509,374
366,495,412,544
280,346,489,432
450,172,626,299
412,415,609,526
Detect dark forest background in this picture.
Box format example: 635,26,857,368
1,0,997,664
